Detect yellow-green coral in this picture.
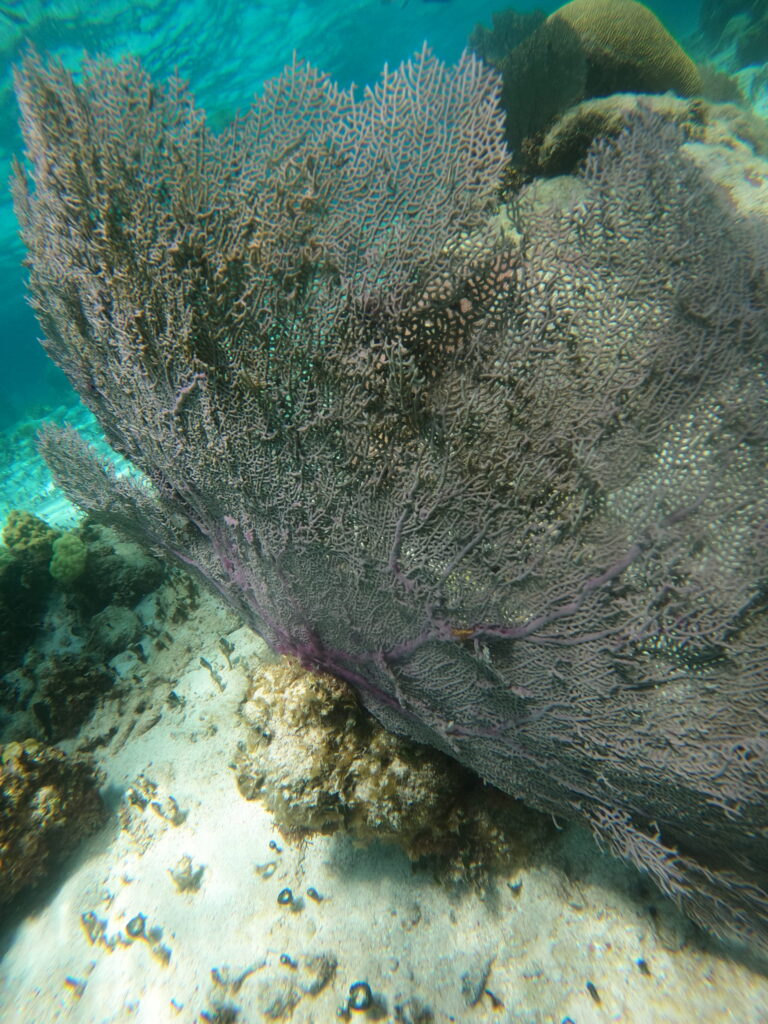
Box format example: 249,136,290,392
548,0,702,97
49,531,88,584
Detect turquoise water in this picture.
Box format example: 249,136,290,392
0,0,698,419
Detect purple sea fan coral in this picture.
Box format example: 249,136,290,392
12,46,768,949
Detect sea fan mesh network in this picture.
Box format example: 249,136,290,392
12,47,768,948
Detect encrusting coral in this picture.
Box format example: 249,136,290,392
531,91,768,176
0,739,104,903
235,658,548,881
2,509,59,572
1,516,165,743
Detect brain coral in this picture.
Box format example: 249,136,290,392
548,0,702,97
2,509,59,565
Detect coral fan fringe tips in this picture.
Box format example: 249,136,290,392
13,43,768,951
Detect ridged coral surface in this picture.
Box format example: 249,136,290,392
549,0,701,95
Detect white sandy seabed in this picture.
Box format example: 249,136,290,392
0,571,767,1024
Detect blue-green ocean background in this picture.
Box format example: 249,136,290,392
0,0,699,426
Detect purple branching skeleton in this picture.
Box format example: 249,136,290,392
12,46,768,949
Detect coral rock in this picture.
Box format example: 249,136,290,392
236,658,546,877
0,740,104,903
